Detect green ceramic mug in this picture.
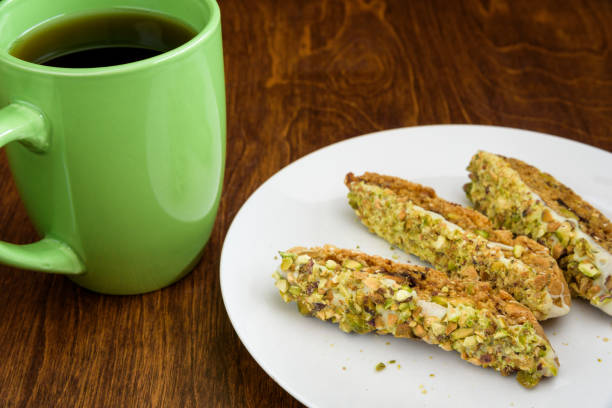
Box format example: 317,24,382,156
0,0,225,294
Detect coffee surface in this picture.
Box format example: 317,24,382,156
10,10,197,68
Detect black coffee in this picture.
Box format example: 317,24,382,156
10,10,197,68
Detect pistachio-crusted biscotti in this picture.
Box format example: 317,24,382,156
465,151,612,315
345,172,570,320
273,245,559,388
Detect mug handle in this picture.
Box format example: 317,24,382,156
0,103,84,274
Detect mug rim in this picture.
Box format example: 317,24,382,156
0,0,220,77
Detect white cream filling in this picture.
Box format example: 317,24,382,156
486,241,513,251
407,202,463,235
417,299,447,319
547,300,571,318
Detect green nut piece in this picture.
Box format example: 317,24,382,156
513,245,525,258
280,257,293,271
474,229,490,239
431,322,446,336
296,254,311,265
342,259,362,270
384,298,394,309
463,335,478,349
493,329,509,339
451,327,474,340
275,279,289,293
554,224,572,247
578,262,601,279
516,371,540,389
399,302,411,311
431,296,448,307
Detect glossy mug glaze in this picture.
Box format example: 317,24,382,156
0,0,225,294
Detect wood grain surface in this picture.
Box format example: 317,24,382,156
1,0,611,406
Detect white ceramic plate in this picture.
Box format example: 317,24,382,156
220,125,612,408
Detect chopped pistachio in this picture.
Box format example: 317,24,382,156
451,327,474,340
446,308,460,322
431,322,446,336
325,259,338,270
296,254,310,265
275,279,289,293
493,329,510,340
513,245,525,258
343,259,362,270
280,257,293,271
578,262,601,278
554,224,571,246
375,362,386,371
431,296,448,307
399,302,411,311
297,301,309,315
474,229,489,239
516,371,540,388
463,335,478,349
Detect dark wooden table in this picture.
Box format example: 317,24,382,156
1,0,611,406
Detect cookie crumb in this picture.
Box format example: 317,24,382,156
342,366,346,371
